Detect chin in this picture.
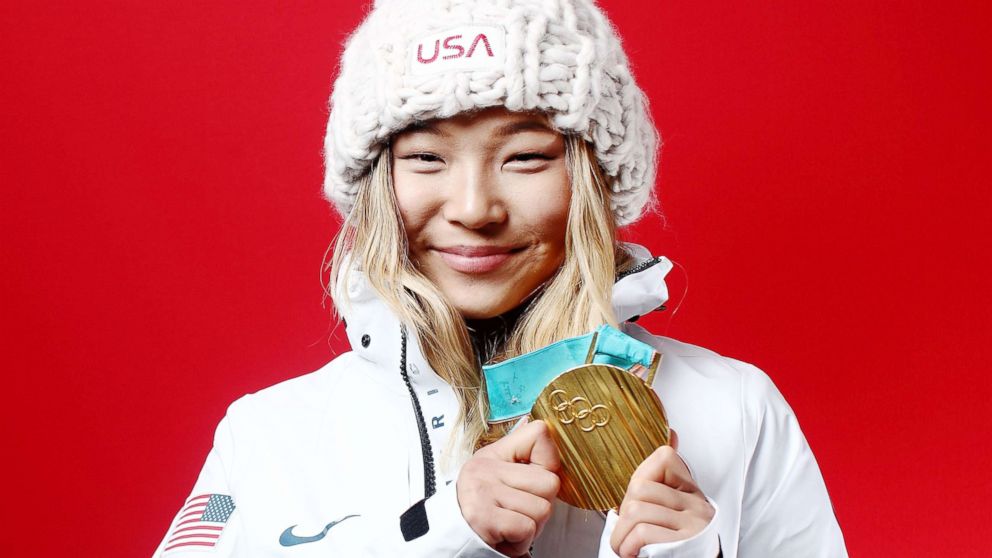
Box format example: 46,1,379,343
446,287,524,320
452,300,516,320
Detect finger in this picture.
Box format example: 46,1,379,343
666,429,695,474
509,415,530,433
494,486,554,525
610,502,678,555
622,477,698,512
618,499,683,531
522,420,560,472
617,522,681,558
612,485,683,548
632,445,697,492
491,507,538,557
489,420,561,472
611,515,680,557
496,462,561,501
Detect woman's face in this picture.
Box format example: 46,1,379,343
391,107,571,319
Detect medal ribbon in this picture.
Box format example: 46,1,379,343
483,324,658,422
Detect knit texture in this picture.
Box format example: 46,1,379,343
324,0,660,226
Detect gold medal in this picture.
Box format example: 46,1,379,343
530,358,669,511
483,325,670,511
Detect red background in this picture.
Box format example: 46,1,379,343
2,1,989,556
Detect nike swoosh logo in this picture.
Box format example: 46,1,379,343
278,514,360,547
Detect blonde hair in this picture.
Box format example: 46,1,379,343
326,133,633,452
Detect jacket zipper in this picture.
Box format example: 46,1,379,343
615,255,665,281
399,325,437,499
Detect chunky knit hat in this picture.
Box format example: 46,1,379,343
323,0,659,226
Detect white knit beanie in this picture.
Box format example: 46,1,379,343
323,0,659,226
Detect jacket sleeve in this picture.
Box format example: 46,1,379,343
153,416,507,558
734,362,847,557
151,417,242,557
597,500,722,558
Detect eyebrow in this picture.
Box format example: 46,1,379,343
492,120,557,138
402,118,556,139
403,121,447,137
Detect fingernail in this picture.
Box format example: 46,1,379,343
509,415,529,433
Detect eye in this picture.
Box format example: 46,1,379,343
397,152,446,173
510,152,552,163
403,153,444,163
504,151,554,172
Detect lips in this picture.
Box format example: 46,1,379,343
433,245,521,274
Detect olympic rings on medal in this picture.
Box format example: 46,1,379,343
547,389,611,432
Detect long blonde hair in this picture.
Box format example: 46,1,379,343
326,132,633,451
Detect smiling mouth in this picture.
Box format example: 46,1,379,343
433,245,524,274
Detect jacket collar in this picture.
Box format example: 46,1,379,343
612,243,672,323
339,243,672,387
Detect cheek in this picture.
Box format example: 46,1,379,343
512,171,571,241
392,172,438,242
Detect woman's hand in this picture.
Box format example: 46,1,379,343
610,432,715,558
457,418,561,557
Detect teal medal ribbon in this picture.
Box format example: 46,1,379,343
482,324,660,423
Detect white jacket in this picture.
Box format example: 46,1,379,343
154,250,846,557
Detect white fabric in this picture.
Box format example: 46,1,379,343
323,0,659,225
153,249,847,557
598,499,721,558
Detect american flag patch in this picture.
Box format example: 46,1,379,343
163,494,236,553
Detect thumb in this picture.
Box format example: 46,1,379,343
665,428,696,486
492,420,561,472
526,420,560,472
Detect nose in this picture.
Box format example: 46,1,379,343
442,164,507,229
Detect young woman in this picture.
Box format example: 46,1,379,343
155,1,846,556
